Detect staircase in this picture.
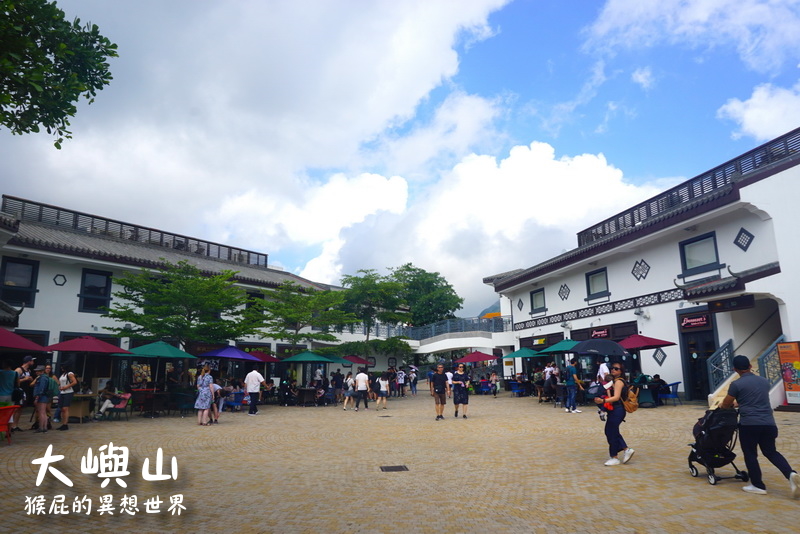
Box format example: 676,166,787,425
707,335,784,408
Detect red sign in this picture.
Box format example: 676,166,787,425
591,328,609,338
680,314,709,329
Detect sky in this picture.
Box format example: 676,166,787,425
3,0,800,317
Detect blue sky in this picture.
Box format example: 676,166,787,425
3,0,800,316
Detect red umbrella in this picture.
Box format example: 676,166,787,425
44,335,131,354
345,355,370,366
456,351,497,363
250,350,281,363
619,334,676,351
0,328,48,352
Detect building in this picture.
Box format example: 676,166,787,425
484,126,800,406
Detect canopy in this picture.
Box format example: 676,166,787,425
570,339,628,357
344,355,370,365
0,329,48,352
318,354,352,365
501,347,539,359
537,339,579,354
114,341,196,359
281,351,333,363
249,350,281,363
456,351,497,363
196,345,261,361
45,335,131,354
619,334,676,351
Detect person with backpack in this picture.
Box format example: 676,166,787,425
55,363,78,431
594,361,635,466
32,365,52,433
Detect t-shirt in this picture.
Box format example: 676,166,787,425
431,373,449,394
727,372,775,426
355,372,369,391
59,372,75,394
332,373,344,388
0,369,16,396
566,365,577,386
379,378,389,392
445,371,453,385
396,371,406,384
452,371,469,390
244,370,265,393
596,362,610,381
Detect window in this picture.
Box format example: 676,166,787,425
78,269,113,313
680,232,724,277
529,288,546,314
1,257,39,307
585,268,610,300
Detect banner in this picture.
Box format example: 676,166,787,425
776,341,800,404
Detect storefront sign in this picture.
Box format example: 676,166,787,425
680,314,710,329
776,342,800,405
591,328,609,338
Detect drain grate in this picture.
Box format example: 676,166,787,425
379,465,409,472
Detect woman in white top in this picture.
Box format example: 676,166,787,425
376,372,390,410
342,372,355,411
57,364,78,431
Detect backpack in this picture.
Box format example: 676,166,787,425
620,380,639,413
47,376,61,397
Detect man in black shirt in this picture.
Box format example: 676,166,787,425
429,364,451,420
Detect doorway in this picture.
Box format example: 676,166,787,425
681,329,717,401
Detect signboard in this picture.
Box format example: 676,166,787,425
679,313,711,331
591,328,609,338
709,294,755,313
776,341,800,405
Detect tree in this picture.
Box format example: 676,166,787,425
1,0,118,148
334,337,413,364
103,260,261,349
389,263,463,326
256,281,358,350
340,269,407,341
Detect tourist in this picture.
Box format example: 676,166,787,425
194,365,214,425
342,371,354,410
0,360,20,431
721,355,799,497
489,371,499,398
376,372,390,410
396,368,406,397
594,362,634,466
408,368,418,396
15,355,35,407
565,357,584,414
430,364,451,420
56,363,77,431
244,365,270,416
354,367,370,412
32,365,51,433
452,364,470,419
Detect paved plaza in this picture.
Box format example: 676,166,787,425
2,388,799,533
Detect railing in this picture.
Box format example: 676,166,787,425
707,339,735,394
397,316,512,341
2,195,269,269
577,126,800,247
757,335,785,387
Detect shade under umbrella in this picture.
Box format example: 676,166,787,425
537,339,579,354
501,348,539,359
197,345,261,361
281,351,333,363
249,350,281,363
456,351,497,363
344,355,370,366
320,354,352,365
44,335,131,354
116,341,197,359
0,328,48,352
570,338,628,357
619,334,676,351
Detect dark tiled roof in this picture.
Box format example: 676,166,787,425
0,211,19,233
8,221,323,290
683,262,780,298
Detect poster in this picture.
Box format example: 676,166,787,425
776,341,800,404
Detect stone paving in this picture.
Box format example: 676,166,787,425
2,388,799,533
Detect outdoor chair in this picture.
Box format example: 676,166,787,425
659,382,682,406
129,390,148,416
224,392,245,412
0,405,21,445
553,384,566,408
509,381,525,397
103,393,131,421
322,388,337,406
169,392,195,417
479,381,492,395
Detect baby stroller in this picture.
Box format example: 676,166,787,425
688,408,748,485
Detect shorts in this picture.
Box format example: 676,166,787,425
36,395,51,404
59,392,74,407
433,393,447,405
344,390,354,397
333,388,342,397
379,391,388,397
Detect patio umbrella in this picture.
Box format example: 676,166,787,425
538,339,579,354
501,348,539,359
570,339,628,357
320,354,352,365
0,328,48,352
281,351,333,363
249,350,281,363
44,335,132,379
619,334,676,351
112,341,196,387
344,354,370,366
196,345,261,361
456,351,497,363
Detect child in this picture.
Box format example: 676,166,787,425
596,373,615,421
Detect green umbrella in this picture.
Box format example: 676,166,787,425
281,351,333,363
502,347,539,359
537,339,579,354
112,341,196,387
320,354,353,365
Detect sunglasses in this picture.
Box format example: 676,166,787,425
611,367,622,371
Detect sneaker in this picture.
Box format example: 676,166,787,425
599,412,606,421
565,408,570,413
622,448,635,464
247,413,256,416
343,407,347,411
57,425,69,431
604,457,621,466
354,408,358,412
742,485,767,495
571,409,582,413
53,419,60,424
789,471,800,499
455,411,458,418
463,415,467,419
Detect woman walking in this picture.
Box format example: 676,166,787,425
594,362,634,466
452,364,470,418
376,372,390,410
56,363,77,431
489,371,499,398
194,365,214,426
342,371,354,410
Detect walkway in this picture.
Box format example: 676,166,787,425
2,391,799,533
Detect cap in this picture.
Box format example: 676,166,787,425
23,355,35,363
733,355,751,370
34,365,46,372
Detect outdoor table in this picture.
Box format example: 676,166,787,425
70,394,95,423
297,388,317,407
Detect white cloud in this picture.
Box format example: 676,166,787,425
584,0,800,73
631,66,655,89
542,60,608,136
717,81,800,140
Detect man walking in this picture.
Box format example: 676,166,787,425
721,355,799,497
244,365,270,416
430,364,451,420
565,357,584,414
354,367,370,411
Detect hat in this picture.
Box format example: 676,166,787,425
23,355,35,363
733,355,751,370
34,365,46,372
